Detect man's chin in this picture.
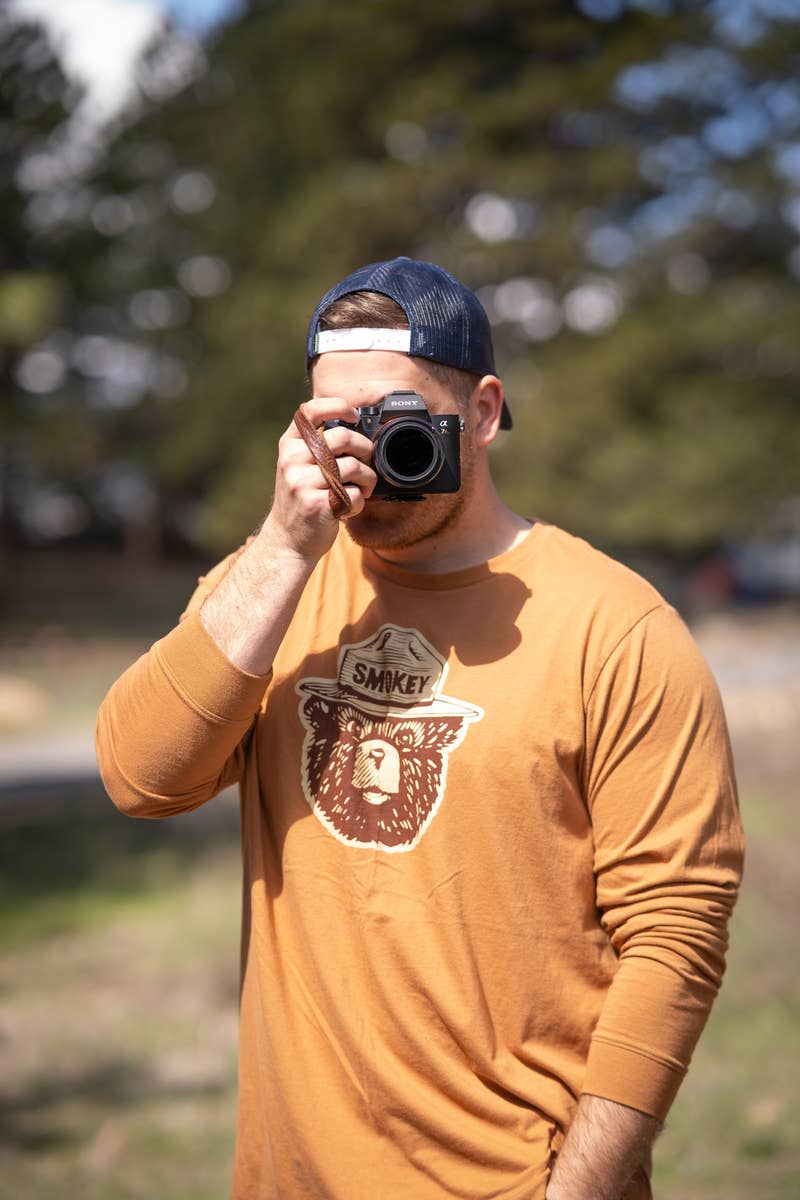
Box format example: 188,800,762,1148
344,496,456,551
343,502,418,549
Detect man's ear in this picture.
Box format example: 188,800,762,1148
472,375,506,448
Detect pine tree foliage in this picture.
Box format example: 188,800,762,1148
6,0,800,554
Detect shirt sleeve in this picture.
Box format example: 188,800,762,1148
95,548,270,818
580,604,744,1121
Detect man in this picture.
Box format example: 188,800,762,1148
96,257,744,1200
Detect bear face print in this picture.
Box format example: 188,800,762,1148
296,626,483,852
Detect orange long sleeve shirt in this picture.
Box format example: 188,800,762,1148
96,522,744,1200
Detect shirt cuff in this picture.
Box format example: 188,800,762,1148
582,1037,686,1122
156,611,271,723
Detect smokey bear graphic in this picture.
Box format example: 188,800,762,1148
296,626,483,852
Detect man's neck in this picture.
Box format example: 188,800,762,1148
371,494,532,575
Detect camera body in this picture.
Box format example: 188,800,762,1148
327,391,463,500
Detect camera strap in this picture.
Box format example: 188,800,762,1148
293,406,353,518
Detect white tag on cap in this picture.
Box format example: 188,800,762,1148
315,328,412,355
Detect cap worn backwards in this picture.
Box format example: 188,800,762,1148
306,256,512,430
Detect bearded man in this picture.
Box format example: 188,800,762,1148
97,257,744,1200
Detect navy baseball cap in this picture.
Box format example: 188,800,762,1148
306,257,512,430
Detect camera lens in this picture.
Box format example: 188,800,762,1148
374,419,444,488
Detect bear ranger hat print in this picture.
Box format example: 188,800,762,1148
297,626,481,719
306,256,514,431
296,627,483,852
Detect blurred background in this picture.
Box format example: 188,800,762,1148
0,0,798,1196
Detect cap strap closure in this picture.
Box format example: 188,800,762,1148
314,328,411,355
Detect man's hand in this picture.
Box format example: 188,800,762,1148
545,1094,660,1200
198,398,375,675
264,397,376,563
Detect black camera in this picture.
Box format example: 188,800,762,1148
327,391,463,500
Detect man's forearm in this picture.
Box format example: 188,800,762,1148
199,518,316,675
546,1094,660,1200
199,397,375,675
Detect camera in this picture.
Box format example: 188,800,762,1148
327,391,463,500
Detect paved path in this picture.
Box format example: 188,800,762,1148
0,728,99,789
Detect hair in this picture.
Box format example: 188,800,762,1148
314,291,479,411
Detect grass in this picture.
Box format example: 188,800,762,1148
0,787,242,1200
651,779,800,1200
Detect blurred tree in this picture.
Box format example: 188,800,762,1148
8,0,800,557
0,11,73,548
0,5,201,559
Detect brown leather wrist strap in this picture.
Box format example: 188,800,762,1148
293,406,353,518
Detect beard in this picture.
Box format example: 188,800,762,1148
344,488,468,550
345,432,476,552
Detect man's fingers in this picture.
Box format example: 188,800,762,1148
294,397,360,429
281,427,376,468
271,399,377,534
281,422,373,468
283,458,375,504
336,456,376,497
323,425,374,462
